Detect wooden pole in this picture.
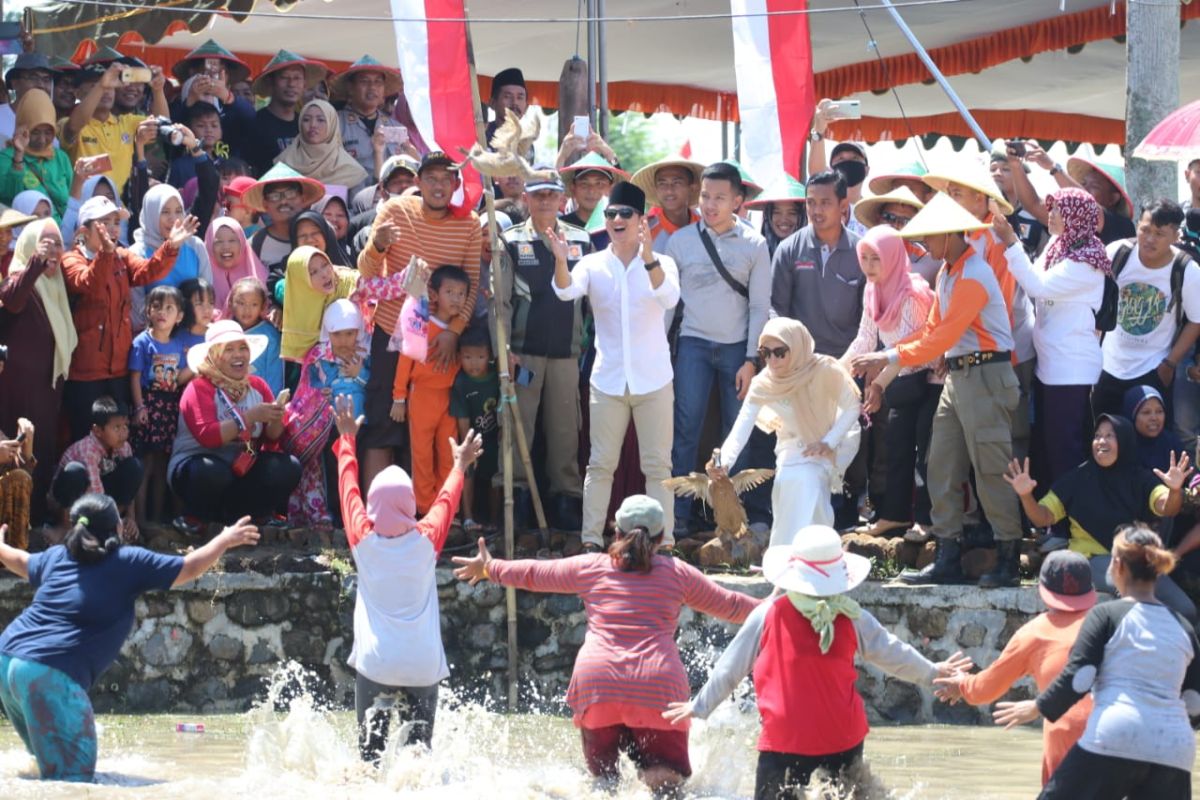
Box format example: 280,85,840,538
1126,0,1181,211
464,28,521,712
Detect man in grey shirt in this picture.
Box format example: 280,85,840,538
666,162,771,537
771,170,864,356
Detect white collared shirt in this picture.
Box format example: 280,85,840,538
554,246,680,396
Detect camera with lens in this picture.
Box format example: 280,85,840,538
154,116,185,147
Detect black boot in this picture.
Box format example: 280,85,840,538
979,539,1021,588
513,486,533,532
900,537,968,585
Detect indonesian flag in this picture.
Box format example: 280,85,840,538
679,139,693,159
390,0,482,209
729,0,814,183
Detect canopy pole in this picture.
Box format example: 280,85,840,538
464,25,520,713
1126,0,1180,210
879,0,991,151
597,0,608,137
586,0,597,124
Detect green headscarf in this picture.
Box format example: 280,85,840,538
280,245,359,361
787,591,862,654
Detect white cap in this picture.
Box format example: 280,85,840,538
77,196,122,227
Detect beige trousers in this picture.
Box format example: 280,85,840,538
582,383,675,546
512,355,583,497
928,361,1023,543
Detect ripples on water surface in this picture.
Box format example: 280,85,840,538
0,663,1189,799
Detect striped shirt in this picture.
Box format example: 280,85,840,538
357,196,482,336
487,554,759,728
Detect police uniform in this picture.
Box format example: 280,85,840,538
338,106,408,192
499,218,593,497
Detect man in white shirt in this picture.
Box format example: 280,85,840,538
553,181,681,550
1093,199,1200,421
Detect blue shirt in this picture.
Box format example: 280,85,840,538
0,545,183,689
248,321,284,396
128,331,190,391
144,240,202,292
309,355,371,420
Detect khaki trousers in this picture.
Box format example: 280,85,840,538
512,354,583,497
582,383,675,546
928,361,1023,543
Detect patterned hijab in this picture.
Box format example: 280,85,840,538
745,317,859,444
1043,188,1112,276
857,225,934,333
197,340,253,403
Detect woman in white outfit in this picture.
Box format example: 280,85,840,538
715,317,860,547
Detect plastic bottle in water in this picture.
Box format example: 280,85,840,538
175,722,205,733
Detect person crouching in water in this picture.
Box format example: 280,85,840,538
331,395,482,765
663,525,971,798
453,495,760,796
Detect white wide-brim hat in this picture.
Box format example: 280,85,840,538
762,525,871,597
186,319,269,373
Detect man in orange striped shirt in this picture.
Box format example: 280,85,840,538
357,151,481,488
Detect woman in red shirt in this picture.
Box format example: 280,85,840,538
453,495,759,795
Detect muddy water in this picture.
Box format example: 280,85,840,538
0,696,1059,799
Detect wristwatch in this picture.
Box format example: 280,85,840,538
644,259,660,272
1049,163,1064,176
809,130,824,142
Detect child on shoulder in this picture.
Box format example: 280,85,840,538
450,326,500,532
391,265,470,514
50,396,144,541
129,286,192,527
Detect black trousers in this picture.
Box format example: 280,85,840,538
1040,744,1192,800
878,376,941,525
754,743,864,800
354,671,438,765
62,378,133,443
170,451,301,523
50,457,144,511
1090,367,1169,425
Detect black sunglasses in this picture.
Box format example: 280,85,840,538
757,345,790,360
603,207,636,220
880,211,914,227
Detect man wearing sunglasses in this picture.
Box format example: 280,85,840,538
553,181,680,551
664,162,771,539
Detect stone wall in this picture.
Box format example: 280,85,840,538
0,565,1044,722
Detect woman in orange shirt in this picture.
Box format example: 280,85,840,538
934,550,1096,784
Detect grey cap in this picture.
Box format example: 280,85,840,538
525,165,564,193
614,495,664,536
6,52,52,84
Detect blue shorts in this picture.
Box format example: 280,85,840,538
0,654,97,782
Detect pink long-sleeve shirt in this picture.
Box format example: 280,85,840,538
488,554,760,730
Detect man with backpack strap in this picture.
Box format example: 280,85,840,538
665,162,771,540
1092,199,1200,422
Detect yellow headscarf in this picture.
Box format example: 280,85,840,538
281,245,359,361
14,89,56,159
9,218,77,386
274,99,369,189
745,317,859,444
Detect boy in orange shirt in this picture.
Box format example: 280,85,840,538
391,265,470,513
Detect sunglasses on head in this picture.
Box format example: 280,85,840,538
757,345,790,360
603,207,636,220
880,211,914,227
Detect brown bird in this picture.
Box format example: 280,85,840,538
663,452,774,568
457,107,554,182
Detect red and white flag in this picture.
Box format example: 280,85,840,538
678,139,693,159
729,0,813,185
390,0,481,208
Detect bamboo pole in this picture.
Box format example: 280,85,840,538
463,26,550,711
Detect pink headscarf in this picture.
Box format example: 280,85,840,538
857,225,934,333
205,216,268,311
1043,188,1112,276
367,466,417,538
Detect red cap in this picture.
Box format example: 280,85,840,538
225,176,257,199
